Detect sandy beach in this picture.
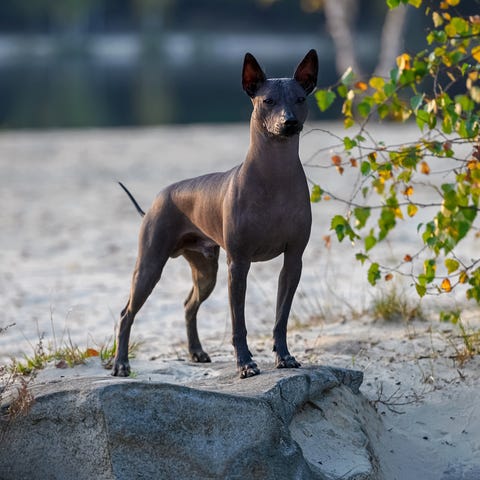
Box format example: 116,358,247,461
1,122,480,479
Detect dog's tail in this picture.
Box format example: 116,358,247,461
118,181,146,217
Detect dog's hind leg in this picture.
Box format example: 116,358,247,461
183,246,219,363
112,216,175,376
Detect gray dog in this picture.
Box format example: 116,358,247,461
113,50,318,378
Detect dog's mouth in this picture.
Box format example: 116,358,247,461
274,123,303,137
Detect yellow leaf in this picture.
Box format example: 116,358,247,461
472,46,480,63
470,86,480,103
420,161,431,175
441,278,452,292
396,53,411,71
394,207,404,220
369,77,385,91
404,185,414,196
433,12,443,27
459,271,468,284
440,1,449,8
407,204,418,217
447,0,460,5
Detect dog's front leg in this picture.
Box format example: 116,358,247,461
273,251,303,369
227,257,260,378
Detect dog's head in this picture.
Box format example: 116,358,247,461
242,50,318,138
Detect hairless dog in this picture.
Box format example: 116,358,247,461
113,50,318,378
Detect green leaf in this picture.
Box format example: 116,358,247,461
360,161,371,176
368,263,381,286
331,215,348,242
357,101,371,118
310,184,323,203
410,94,424,112
424,259,436,283
356,253,368,265
415,283,427,297
315,90,336,112
343,136,357,151
386,0,400,7
416,109,430,131
365,232,377,251
354,207,371,229
445,259,460,274
340,67,354,86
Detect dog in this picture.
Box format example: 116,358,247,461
113,50,318,378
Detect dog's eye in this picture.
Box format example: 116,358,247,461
297,96,306,104
263,98,275,105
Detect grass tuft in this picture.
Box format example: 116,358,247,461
371,285,424,322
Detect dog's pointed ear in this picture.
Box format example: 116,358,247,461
242,53,266,98
294,49,318,95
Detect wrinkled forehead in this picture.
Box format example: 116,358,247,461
256,78,305,98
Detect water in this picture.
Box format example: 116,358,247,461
0,33,341,129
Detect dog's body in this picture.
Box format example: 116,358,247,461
113,50,318,378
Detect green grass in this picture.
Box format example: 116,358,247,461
9,331,141,376
371,285,424,322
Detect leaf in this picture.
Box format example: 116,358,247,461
445,258,460,274
396,53,411,71
407,204,418,217
415,283,427,297
343,136,357,150
341,67,355,86
441,278,452,292
310,185,323,203
86,348,100,357
355,81,368,91
386,0,400,8
357,101,371,118
385,273,393,281
369,77,385,91
315,90,336,112
365,232,377,251
356,252,368,264
473,46,480,63
361,161,371,176
368,263,381,286
420,161,430,174
410,94,424,112
424,259,437,283
404,254,413,262
331,155,342,166
408,0,422,7
354,207,371,229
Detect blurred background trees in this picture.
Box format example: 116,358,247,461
0,0,427,128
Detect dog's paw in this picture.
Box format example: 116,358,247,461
276,355,301,369
111,360,131,377
239,361,260,379
190,350,211,363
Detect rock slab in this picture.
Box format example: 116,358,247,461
0,364,377,480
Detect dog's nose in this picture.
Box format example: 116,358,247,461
284,118,299,127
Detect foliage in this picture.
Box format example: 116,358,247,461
311,0,480,303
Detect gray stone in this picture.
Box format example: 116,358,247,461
0,364,376,480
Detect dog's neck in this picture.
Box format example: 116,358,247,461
245,121,301,179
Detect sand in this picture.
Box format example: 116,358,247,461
1,122,480,478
